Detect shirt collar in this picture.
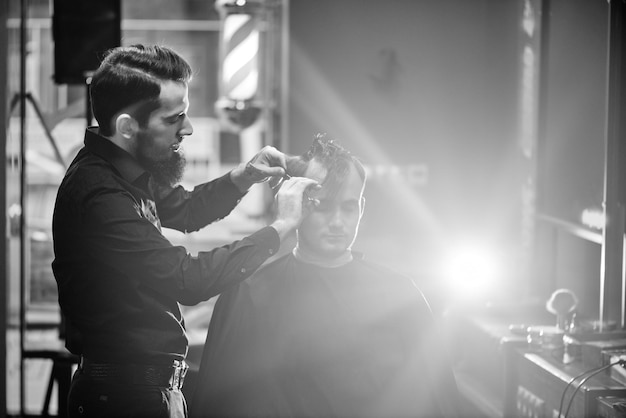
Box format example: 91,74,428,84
292,246,354,268
84,127,149,186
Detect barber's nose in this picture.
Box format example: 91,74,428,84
180,115,193,137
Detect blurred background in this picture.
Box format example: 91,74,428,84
2,0,625,416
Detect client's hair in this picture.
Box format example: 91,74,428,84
287,133,366,198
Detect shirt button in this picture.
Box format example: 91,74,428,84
269,249,274,255
240,268,246,274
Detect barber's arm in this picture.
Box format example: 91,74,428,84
155,172,248,232
156,145,289,232
83,175,317,305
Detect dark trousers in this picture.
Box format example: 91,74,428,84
67,368,187,417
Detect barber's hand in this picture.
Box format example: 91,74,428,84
230,146,287,193
270,176,319,241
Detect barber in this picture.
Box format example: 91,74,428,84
51,44,317,418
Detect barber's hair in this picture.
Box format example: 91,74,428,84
90,44,193,136
287,133,366,198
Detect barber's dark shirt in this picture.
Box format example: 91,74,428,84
52,128,279,365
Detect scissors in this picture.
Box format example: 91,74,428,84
271,173,320,207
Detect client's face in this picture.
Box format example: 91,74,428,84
297,162,364,260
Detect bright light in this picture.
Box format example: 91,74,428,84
441,241,501,299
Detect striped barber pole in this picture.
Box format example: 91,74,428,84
221,12,259,101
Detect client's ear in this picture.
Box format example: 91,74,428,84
115,114,138,139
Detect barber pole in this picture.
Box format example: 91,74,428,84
223,13,258,101
216,0,264,131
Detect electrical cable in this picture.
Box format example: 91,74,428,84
557,366,593,418
557,359,625,418
563,360,624,418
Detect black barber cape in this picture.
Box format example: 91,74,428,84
190,253,459,418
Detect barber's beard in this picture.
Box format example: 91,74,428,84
136,133,186,188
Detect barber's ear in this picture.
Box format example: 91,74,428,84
115,114,138,139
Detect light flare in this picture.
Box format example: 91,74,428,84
441,241,501,299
